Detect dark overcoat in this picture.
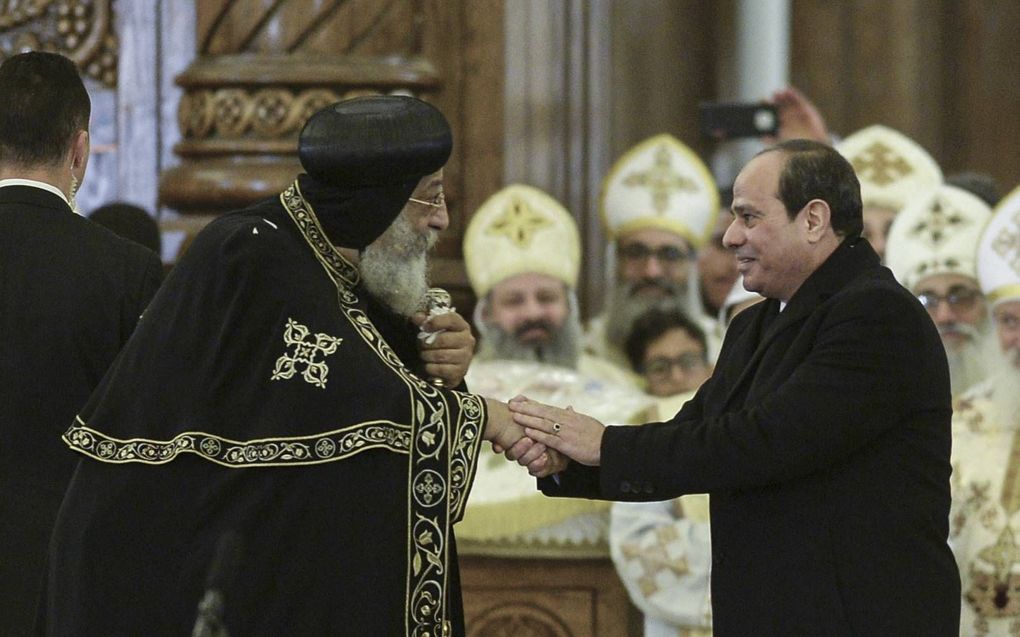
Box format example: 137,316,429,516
545,238,960,636
0,185,162,633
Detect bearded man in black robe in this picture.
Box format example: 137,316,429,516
41,96,545,637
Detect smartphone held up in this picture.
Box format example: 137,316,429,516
700,102,778,140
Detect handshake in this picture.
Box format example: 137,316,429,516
483,395,607,477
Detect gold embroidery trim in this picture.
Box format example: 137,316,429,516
1001,433,1020,516
280,185,487,634
279,181,360,287
449,392,486,523
63,416,410,467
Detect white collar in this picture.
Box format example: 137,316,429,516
0,178,73,209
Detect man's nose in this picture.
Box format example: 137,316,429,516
430,202,449,231
721,219,741,249
932,301,957,324
520,296,546,319
640,256,666,278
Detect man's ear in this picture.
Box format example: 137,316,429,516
70,130,89,174
803,199,832,243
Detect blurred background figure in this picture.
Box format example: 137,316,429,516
834,125,943,261
625,307,711,401
461,182,653,557
466,183,633,386
586,134,720,376
948,184,1020,636
886,185,993,396
89,201,161,256
696,188,739,326
946,171,1002,208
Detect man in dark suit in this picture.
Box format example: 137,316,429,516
0,51,163,633
508,139,960,636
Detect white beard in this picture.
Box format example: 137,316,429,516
604,278,695,349
359,213,435,317
944,320,991,396
985,336,1020,428
475,303,582,369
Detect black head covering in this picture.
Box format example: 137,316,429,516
297,95,452,249
88,202,161,255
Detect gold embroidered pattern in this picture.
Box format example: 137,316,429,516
270,318,343,388
448,393,485,523
908,199,969,247
63,418,410,467
623,144,698,214
620,531,691,597
851,141,914,186
279,182,360,287
991,212,1020,277
280,185,487,635
485,196,552,248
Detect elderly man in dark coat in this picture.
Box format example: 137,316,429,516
41,96,538,637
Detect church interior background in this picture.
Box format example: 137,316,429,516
3,1,1018,634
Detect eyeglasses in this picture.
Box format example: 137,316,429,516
643,352,706,378
618,243,690,264
995,309,1020,332
408,191,446,208
917,286,982,313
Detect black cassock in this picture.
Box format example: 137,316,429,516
42,180,486,636
0,185,162,635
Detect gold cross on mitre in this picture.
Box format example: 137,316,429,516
991,211,1020,276
485,196,552,248
620,526,691,597
909,200,968,247
622,144,699,214
852,141,914,186
978,526,1020,585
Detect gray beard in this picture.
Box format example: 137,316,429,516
604,279,694,348
986,340,1020,428
945,321,991,396
359,213,434,317
476,316,581,369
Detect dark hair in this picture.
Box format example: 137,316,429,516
0,51,91,167
761,139,863,239
89,202,161,255
946,171,1002,208
718,185,734,210
624,306,707,372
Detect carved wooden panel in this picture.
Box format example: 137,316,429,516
0,0,117,86
159,0,502,307
460,555,640,637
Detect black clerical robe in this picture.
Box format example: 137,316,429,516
42,181,485,636
0,184,162,635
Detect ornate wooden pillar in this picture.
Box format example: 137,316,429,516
158,0,506,309
159,1,441,219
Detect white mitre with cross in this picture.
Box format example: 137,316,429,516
835,124,943,212
463,183,581,298
977,185,1020,308
886,185,992,291
600,134,718,249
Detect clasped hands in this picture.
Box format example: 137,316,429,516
486,395,607,478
